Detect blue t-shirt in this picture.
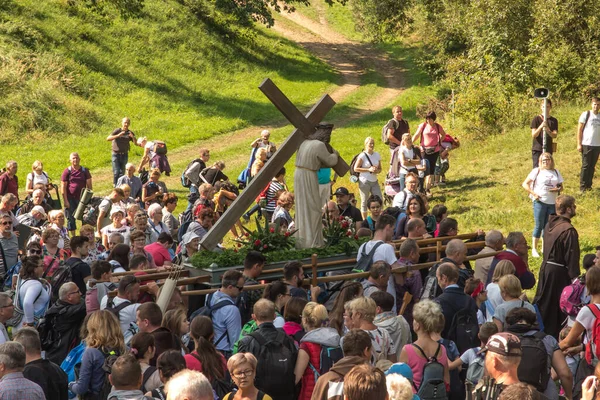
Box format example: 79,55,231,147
317,168,331,184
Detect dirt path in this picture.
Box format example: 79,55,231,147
91,7,405,192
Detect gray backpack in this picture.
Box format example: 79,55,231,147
412,343,447,400
382,119,398,145
465,353,485,385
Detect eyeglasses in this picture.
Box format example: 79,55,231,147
233,369,254,378
67,290,81,296
1,221,12,226
28,249,42,255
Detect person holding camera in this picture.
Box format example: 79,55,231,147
530,99,558,168
251,130,277,158
142,169,168,209
107,117,138,186
412,111,445,197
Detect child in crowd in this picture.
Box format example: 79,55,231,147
558,326,581,381
448,322,498,386
465,278,487,325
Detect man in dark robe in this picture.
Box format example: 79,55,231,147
534,195,580,338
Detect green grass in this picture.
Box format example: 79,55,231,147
0,0,340,182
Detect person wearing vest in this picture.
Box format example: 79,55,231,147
294,303,341,400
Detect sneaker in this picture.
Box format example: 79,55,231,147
532,248,540,258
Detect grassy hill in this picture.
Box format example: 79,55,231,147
0,0,339,179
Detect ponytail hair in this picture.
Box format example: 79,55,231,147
130,332,155,360
189,316,224,381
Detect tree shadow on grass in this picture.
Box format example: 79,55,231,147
446,176,498,192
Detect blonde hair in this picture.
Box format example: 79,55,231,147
86,310,126,353
277,192,295,208
302,302,328,330
386,374,414,400
346,297,377,323
499,274,522,299
256,148,267,159
413,299,444,334
32,160,43,171
227,352,257,374
79,224,95,236
492,260,516,283
363,136,375,151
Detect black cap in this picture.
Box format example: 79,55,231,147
334,187,350,196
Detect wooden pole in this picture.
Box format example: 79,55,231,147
311,253,318,287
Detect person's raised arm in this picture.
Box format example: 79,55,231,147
107,129,124,141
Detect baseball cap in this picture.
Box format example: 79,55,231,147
385,362,414,381
334,187,350,196
480,332,522,357
110,207,125,217
182,231,201,246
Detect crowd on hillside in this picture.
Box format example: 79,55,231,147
0,98,599,400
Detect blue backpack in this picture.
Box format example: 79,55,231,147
61,342,86,399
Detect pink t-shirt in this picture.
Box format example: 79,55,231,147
144,242,171,266
416,123,446,150
405,343,448,390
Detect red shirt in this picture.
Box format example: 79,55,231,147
0,173,18,200
184,351,227,377
144,242,171,266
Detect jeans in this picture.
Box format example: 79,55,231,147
111,152,128,186
65,196,80,232
358,179,383,212
533,200,555,238
580,145,600,190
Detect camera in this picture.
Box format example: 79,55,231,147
534,88,549,99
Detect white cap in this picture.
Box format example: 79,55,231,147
182,231,201,246
110,207,125,217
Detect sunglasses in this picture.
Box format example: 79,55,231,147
28,249,42,255
1,221,12,226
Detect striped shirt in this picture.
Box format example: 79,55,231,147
265,180,285,213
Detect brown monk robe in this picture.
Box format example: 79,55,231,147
533,195,580,339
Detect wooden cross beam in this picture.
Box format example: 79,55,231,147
199,78,350,251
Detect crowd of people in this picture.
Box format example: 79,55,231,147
0,99,599,400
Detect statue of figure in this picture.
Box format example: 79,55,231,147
294,124,339,249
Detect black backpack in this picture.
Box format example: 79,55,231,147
81,196,105,227
447,297,479,354
352,241,384,273
177,209,194,242
50,259,83,303
97,348,121,400
513,330,550,392
190,293,234,347
420,263,443,300
106,298,132,321
412,343,447,400
308,344,343,380
349,152,374,178
250,330,297,400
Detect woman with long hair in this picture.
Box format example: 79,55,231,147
354,136,383,219
107,243,130,273
263,280,291,328
163,307,191,352
328,281,363,335
69,310,126,398
183,315,227,383
485,259,516,321
521,152,563,257
394,194,436,239
11,255,51,331
130,332,162,393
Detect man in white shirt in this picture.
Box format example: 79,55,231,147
356,214,404,313
392,173,417,213
0,293,13,344
577,97,600,192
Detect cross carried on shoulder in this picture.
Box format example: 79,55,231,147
199,78,349,251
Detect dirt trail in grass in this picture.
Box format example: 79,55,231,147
91,7,405,191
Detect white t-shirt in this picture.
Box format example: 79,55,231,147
101,225,131,245
357,240,398,313
527,168,564,204
357,152,381,183
399,146,417,174
100,295,141,344
485,283,502,321
28,171,49,187
580,111,600,146
575,304,600,343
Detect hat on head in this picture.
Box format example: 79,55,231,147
110,207,125,217
385,362,414,381
31,206,47,219
334,187,350,196
182,232,201,246
481,332,522,357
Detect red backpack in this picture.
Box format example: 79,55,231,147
585,304,600,364
255,181,271,204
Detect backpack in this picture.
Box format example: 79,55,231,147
106,298,132,321
96,348,121,400
352,241,384,273
250,330,296,399
465,353,485,385
412,343,447,400
50,259,81,303
61,341,86,388
81,196,105,227
190,293,234,347
447,297,479,354
255,181,271,205
514,331,550,392
382,119,399,145
177,209,194,242
560,274,587,317
420,263,443,300
349,152,373,178
308,344,344,381
585,304,600,365
153,140,168,155
141,365,157,392
181,158,203,188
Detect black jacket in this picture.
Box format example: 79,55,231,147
41,299,87,365
435,286,479,338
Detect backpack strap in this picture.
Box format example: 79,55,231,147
411,342,440,361
588,304,600,319
249,330,268,347
142,365,157,391
42,253,59,279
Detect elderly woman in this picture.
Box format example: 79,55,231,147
142,168,168,208
80,224,106,264
101,208,131,249
354,137,383,219
25,160,50,195
224,353,273,400
251,129,277,158
130,211,153,245
162,193,180,238
271,191,295,231
48,209,70,250
11,255,51,331
40,228,68,278
521,152,563,258
412,111,447,197
130,230,156,268
147,203,169,242
19,188,52,215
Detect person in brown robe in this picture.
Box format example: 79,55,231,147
533,195,580,338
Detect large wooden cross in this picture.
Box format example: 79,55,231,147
199,78,350,251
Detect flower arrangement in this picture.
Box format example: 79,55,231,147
235,216,297,253
323,214,359,254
